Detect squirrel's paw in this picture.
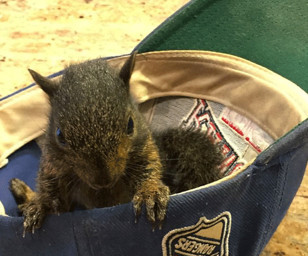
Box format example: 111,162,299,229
22,200,46,235
9,178,35,208
133,181,170,229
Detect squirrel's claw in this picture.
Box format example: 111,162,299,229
22,199,45,235
145,196,156,224
133,194,143,223
133,181,170,230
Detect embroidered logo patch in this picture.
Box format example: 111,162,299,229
162,212,231,256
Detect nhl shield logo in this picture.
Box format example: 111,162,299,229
162,212,231,256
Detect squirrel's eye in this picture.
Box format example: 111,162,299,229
56,128,66,146
127,117,134,135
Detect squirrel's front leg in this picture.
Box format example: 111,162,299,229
22,193,62,234
133,179,170,228
13,160,63,234
131,136,170,228
22,195,48,234
9,177,48,233
10,179,60,234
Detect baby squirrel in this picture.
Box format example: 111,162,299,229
10,52,223,233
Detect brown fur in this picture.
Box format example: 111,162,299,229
10,178,35,212
10,53,223,234
11,52,170,233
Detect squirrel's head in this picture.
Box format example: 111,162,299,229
29,52,145,189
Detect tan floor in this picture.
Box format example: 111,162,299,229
1,1,307,255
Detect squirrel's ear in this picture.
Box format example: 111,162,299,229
119,51,137,86
28,69,59,97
